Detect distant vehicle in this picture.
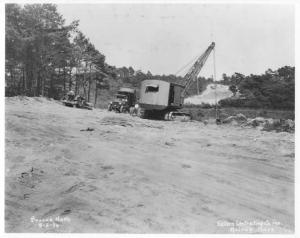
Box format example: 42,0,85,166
62,91,93,110
108,88,136,113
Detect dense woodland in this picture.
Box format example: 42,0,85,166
218,66,295,110
5,4,295,110
5,4,109,100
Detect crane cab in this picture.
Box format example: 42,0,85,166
139,79,184,113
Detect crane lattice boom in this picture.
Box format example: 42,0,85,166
182,42,215,97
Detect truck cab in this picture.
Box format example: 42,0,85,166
108,88,136,113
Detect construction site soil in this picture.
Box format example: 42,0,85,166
5,97,294,233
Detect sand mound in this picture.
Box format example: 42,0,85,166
184,83,232,105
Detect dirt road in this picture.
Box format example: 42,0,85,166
5,97,294,233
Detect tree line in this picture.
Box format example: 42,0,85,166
5,3,109,100
112,66,214,97
218,66,295,110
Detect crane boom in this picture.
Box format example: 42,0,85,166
181,42,215,98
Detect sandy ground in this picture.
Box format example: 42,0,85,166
184,84,233,105
5,97,294,233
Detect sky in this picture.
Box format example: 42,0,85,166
57,3,294,80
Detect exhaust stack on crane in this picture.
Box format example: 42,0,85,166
137,42,215,120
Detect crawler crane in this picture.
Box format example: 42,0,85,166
137,42,215,120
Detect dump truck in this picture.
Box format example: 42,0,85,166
108,87,136,113
137,42,215,120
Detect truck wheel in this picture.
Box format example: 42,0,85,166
137,108,146,118
129,107,135,116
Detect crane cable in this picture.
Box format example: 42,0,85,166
174,53,202,76
213,46,219,122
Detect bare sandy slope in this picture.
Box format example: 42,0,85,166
5,97,294,233
184,84,233,105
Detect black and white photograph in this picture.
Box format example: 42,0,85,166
2,0,297,235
